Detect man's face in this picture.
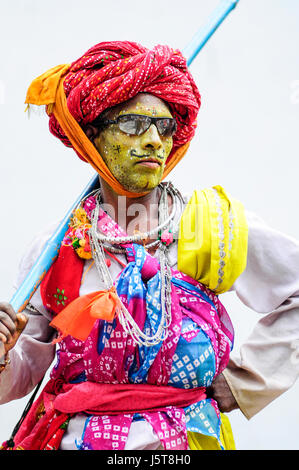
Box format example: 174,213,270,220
93,94,174,193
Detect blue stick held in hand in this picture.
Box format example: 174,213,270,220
9,0,240,313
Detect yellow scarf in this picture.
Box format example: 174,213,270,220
178,185,248,294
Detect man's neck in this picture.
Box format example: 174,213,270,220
99,177,160,236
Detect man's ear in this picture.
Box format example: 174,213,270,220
84,124,100,141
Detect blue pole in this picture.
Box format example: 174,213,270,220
10,175,99,312
184,0,240,65
10,0,240,313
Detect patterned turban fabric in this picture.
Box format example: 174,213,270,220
48,41,201,164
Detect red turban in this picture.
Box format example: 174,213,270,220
48,41,201,163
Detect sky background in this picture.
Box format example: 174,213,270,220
0,0,299,450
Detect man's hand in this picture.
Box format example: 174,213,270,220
208,373,239,413
0,302,28,355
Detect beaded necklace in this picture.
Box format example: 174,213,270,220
87,182,184,346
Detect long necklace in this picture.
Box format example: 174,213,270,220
88,182,184,346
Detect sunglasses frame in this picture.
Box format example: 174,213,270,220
95,113,177,137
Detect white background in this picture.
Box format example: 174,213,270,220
0,0,298,450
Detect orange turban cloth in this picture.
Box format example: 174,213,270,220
25,41,201,196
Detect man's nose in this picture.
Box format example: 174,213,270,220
140,124,163,150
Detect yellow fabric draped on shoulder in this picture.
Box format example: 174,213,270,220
178,185,248,294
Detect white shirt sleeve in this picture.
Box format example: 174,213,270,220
0,225,58,404
223,210,299,419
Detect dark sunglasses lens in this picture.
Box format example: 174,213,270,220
156,118,177,137
117,115,177,136
118,115,151,135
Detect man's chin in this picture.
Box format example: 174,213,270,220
120,175,162,194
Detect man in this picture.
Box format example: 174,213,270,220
1,41,299,450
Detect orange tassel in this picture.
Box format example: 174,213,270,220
50,287,120,342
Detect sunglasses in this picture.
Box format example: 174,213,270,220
95,113,177,137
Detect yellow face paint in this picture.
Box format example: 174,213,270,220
94,94,173,193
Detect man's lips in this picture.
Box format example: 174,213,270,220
136,158,161,168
